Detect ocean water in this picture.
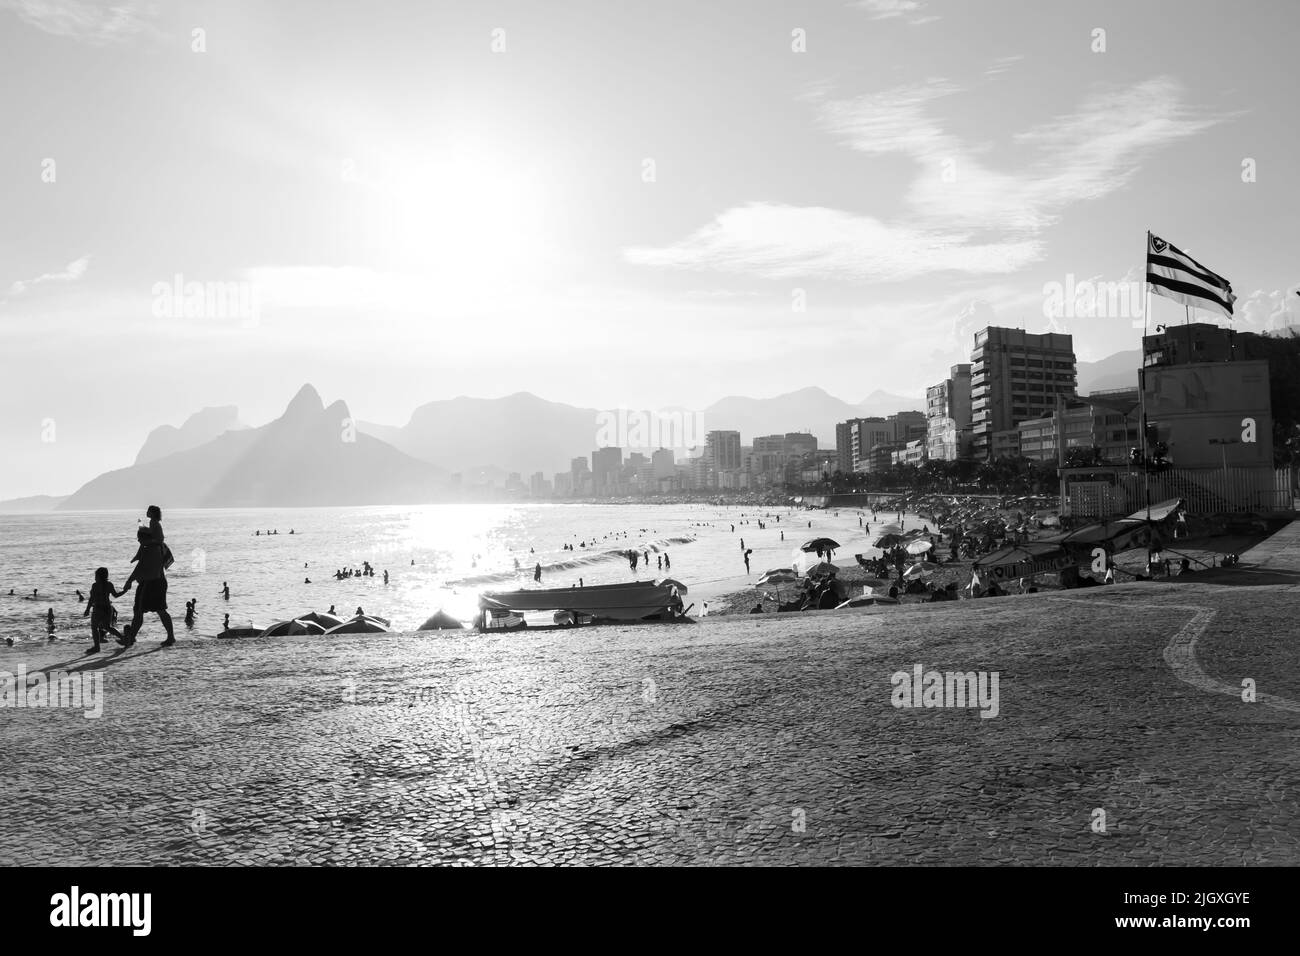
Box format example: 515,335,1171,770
0,503,818,642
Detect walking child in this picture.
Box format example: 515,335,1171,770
83,567,126,654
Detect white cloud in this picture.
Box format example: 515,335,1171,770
0,0,156,45
629,77,1224,287
985,55,1024,77
5,255,90,297
850,0,937,25
625,203,1040,283
1239,285,1300,334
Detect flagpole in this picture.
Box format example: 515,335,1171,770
1141,232,1152,522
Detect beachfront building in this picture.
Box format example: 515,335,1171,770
1142,360,1274,469
867,441,902,473
835,421,855,474
553,472,574,496
706,430,743,474
591,446,623,495
891,439,928,466
1142,322,1270,368
849,418,892,474
1017,390,1142,464
686,455,711,490
746,432,818,486
926,364,973,461
652,448,676,478
570,456,590,494
751,434,787,481
528,472,551,497
1061,362,1286,517
888,411,928,443
970,327,1077,459
991,429,1021,459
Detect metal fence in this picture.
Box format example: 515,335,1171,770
1068,466,1295,517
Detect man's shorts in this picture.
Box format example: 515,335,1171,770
135,577,168,614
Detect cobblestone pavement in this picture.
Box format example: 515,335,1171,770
1,577,1298,866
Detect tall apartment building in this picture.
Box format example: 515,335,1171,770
926,364,973,461
706,430,743,473
590,446,623,494
570,456,590,487
970,327,1077,459
888,411,928,444
751,435,786,479
849,418,892,473
835,421,855,474
651,448,676,478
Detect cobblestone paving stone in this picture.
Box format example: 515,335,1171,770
1,580,1297,866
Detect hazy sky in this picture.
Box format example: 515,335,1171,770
2,0,1298,498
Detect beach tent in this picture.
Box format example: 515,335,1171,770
973,542,1073,583
657,578,689,594
1126,498,1185,523
417,610,465,631
1047,519,1153,555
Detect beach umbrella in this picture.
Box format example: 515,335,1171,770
872,533,905,549
657,578,689,594
876,524,903,535
906,539,933,555
800,537,841,553
757,569,798,602
806,561,839,578
325,615,389,635
903,561,940,578
417,610,464,631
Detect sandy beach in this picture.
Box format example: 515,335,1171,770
4,518,1299,866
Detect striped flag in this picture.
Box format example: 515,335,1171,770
1146,232,1236,318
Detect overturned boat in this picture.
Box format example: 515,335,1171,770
475,580,691,631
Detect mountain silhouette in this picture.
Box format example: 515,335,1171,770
60,385,446,509
1076,349,1142,394
135,405,245,465
360,392,602,476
